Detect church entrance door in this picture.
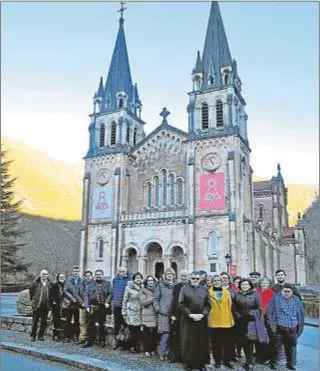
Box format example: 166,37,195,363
146,242,163,276
155,262,164,279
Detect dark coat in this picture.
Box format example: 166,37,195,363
233,289,262,320
271,283,301,300
62,276,84,309
169,282,185,318
179,284,211,369
49,281,64,307
84,279,112,309
29,277,53,311
140,285,157,328
112,274,131,307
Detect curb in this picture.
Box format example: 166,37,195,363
305,321,319,328
1,342,134,371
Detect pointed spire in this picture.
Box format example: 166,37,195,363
97,77,104,98
201,2,232,90
193,51,202,73
104,3,134,112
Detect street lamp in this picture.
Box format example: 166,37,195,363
225,253,231,274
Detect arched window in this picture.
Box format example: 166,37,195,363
126,126,130,144
169,174,175,206
216,100,224,128
177,178,184,206
209,231,219,256
146,182,152,208
201,102,209,130
99,124,105,147
110,122,116,145
162,170,167,207
119,98,123,108
258,205,263,219
133,128,137,146
210,76,214,85
97,238,104,259
154,176,160,208
224,73,229,85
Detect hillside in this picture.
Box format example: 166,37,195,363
2,136,318,226
2,136,83,221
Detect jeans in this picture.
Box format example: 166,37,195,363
128,325,141,350
79,308,89,341
87,306,107,343
64,308,80,340
275,326,298,366
113,306,125,339
160,332,169,356
31,303,49,337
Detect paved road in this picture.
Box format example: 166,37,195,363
1,350,78,371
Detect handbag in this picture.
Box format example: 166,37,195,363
115,324,130,343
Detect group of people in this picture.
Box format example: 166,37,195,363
29,265,304,371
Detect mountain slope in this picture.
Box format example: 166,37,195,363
2,136,83,221
2,136,318,225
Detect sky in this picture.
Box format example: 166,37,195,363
2,1,319,185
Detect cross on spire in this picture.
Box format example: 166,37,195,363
118,2,127,22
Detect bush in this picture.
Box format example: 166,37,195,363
303,299,319,318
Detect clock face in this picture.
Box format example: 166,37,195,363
97,168,111,186
201,152,222,172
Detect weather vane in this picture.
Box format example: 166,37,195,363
118,2,127,20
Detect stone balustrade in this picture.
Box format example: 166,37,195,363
120,209,186,221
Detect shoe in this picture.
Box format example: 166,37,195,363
223,362,235,369
151,351,157,356
270,363,277,370
244,364,254,371
81,341,92,348
159,355,165,361
99,340,106,348
77,340,86,345
30,336,36,342
286,365,296,370
38,336,44,341
215,363,221,369
145,352,151,357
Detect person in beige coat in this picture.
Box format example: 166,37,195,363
122,272,143,353
140,275,158,356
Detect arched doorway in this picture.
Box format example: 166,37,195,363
170,246,185,278
146,242,163,277
127,248,138,275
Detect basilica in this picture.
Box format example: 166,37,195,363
79,2,306,283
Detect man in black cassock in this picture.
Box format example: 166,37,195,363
179,271,211,371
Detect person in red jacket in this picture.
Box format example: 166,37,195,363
256,277,276,364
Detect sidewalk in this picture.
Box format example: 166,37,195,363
0,329,318,371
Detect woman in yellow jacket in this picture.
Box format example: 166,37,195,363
208,274,235,369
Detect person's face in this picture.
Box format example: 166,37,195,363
221,275,229,286
166,273,174,281
118,268,127,278
250,275,260,284
73,268,80,278
134,275,142,285
213,277,222,288
58,274,65,283
40,271,48,280
180,273,189,284
206,277,213,287
84,273,92,282
201,274,207,282
146,277,155,287
282,287,293,299
260,280,269,291
276,272,286,283
190,275,201,287
240,281,250,292
95,271,103,281
234,279,240,288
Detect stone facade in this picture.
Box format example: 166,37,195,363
78,3,306,283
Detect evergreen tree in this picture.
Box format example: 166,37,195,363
1,144,27,274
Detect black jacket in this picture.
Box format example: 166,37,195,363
233,289,262,321
29,277,53,311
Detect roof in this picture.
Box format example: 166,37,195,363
104,18,134,112
253,181,272,192
201,2,232,90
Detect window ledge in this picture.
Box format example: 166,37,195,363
96,259,104,262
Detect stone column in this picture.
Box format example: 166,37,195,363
163,255,171,270
138,257,148,276
227,152,237,265
79,229,86,276
265,242,271,277
187,154,195,271
227,94,233,127
79,175,90,275
111,227,118,279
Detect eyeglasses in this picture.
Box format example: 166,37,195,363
283,290,292,293
191,278,200,281
213,280,221,282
